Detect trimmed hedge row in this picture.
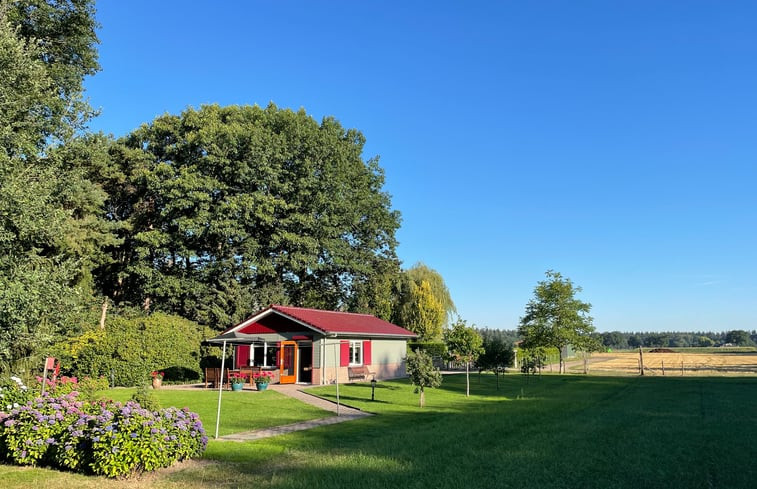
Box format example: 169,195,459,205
0,380,206,477
52,312,217,386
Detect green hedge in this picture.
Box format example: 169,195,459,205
54,313,215,386
408,341,447,358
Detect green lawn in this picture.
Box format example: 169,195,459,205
104,387,331,436
3,374,757,488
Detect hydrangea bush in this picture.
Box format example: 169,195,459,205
0,376,207,478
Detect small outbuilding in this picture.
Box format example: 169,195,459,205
214,305,417,385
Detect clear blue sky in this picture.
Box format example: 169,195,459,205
84,1,757,333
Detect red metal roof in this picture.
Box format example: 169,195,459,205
247,305,417,338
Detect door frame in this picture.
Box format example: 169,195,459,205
279,340,298,384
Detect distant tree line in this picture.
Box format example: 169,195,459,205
599,330,757,350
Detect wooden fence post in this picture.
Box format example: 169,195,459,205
639,346,644,376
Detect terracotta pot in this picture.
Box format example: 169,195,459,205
152,378,162,389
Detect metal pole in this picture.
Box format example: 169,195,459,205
333,338,340,416
214,339,227,439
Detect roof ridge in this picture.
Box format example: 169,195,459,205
272,305,376,318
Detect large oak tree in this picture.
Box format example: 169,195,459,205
96,104,401,327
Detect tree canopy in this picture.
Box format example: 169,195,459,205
445,318,483,397
518,270,598,374
393,262,454,340
406,349,442,407
0,0,109,368
94,104,401,327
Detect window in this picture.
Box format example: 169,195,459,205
348,340,362,365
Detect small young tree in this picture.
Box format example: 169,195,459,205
406,349,442,407
445,319,483,397
476,335,514,390
518,270,598,374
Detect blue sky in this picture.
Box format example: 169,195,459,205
84,1,757,332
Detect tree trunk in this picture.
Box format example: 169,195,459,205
559,348,565,374
99,298,108,330
465,361,470,397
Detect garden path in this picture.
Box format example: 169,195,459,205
217,384,371,442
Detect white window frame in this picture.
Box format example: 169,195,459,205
348,340,363,366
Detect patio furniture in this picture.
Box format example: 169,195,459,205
348,365,375,381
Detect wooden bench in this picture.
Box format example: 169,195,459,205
348,365,374,382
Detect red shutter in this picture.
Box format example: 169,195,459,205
340,341,350,367
363,340,372,365
236,345,250,368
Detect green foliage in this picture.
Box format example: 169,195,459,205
519,347,551,374
518,270,598,373
57,312,207,386
398,279,445,340
96,103,401,326
725,330,753,346
406,350,442,407
445,319,484,364
0,377,33,412
0,390,206,477
0,1,114,369
130,384,161,411
393,263,455,339
407,341,447,358
445,318,483,396
476,334,514,373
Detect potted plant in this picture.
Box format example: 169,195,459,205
253,371,274,391
151,371,165,389
229,372,247,391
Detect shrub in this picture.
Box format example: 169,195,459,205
54,313,209,386
0,387,207,477
0,376,34,413
131,384,161,411
0,392,85,465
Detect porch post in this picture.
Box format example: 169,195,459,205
263,342,268,367
214,339,227,439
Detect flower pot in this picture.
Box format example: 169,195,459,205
152,378,162,389
256,382,268,391
231,382,243,391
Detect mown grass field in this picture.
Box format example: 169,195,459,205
2,374,757,488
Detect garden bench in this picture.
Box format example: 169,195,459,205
348,365,374,381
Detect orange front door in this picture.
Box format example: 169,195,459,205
279,341,297,384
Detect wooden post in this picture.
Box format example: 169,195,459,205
662,360,665,376
639,346,644,376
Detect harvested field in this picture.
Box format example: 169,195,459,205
578,351,757,376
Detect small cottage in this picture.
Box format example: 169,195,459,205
216,305,416,385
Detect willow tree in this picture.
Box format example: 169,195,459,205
393,262,455,340
518,270,598,374
96,104,401,327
